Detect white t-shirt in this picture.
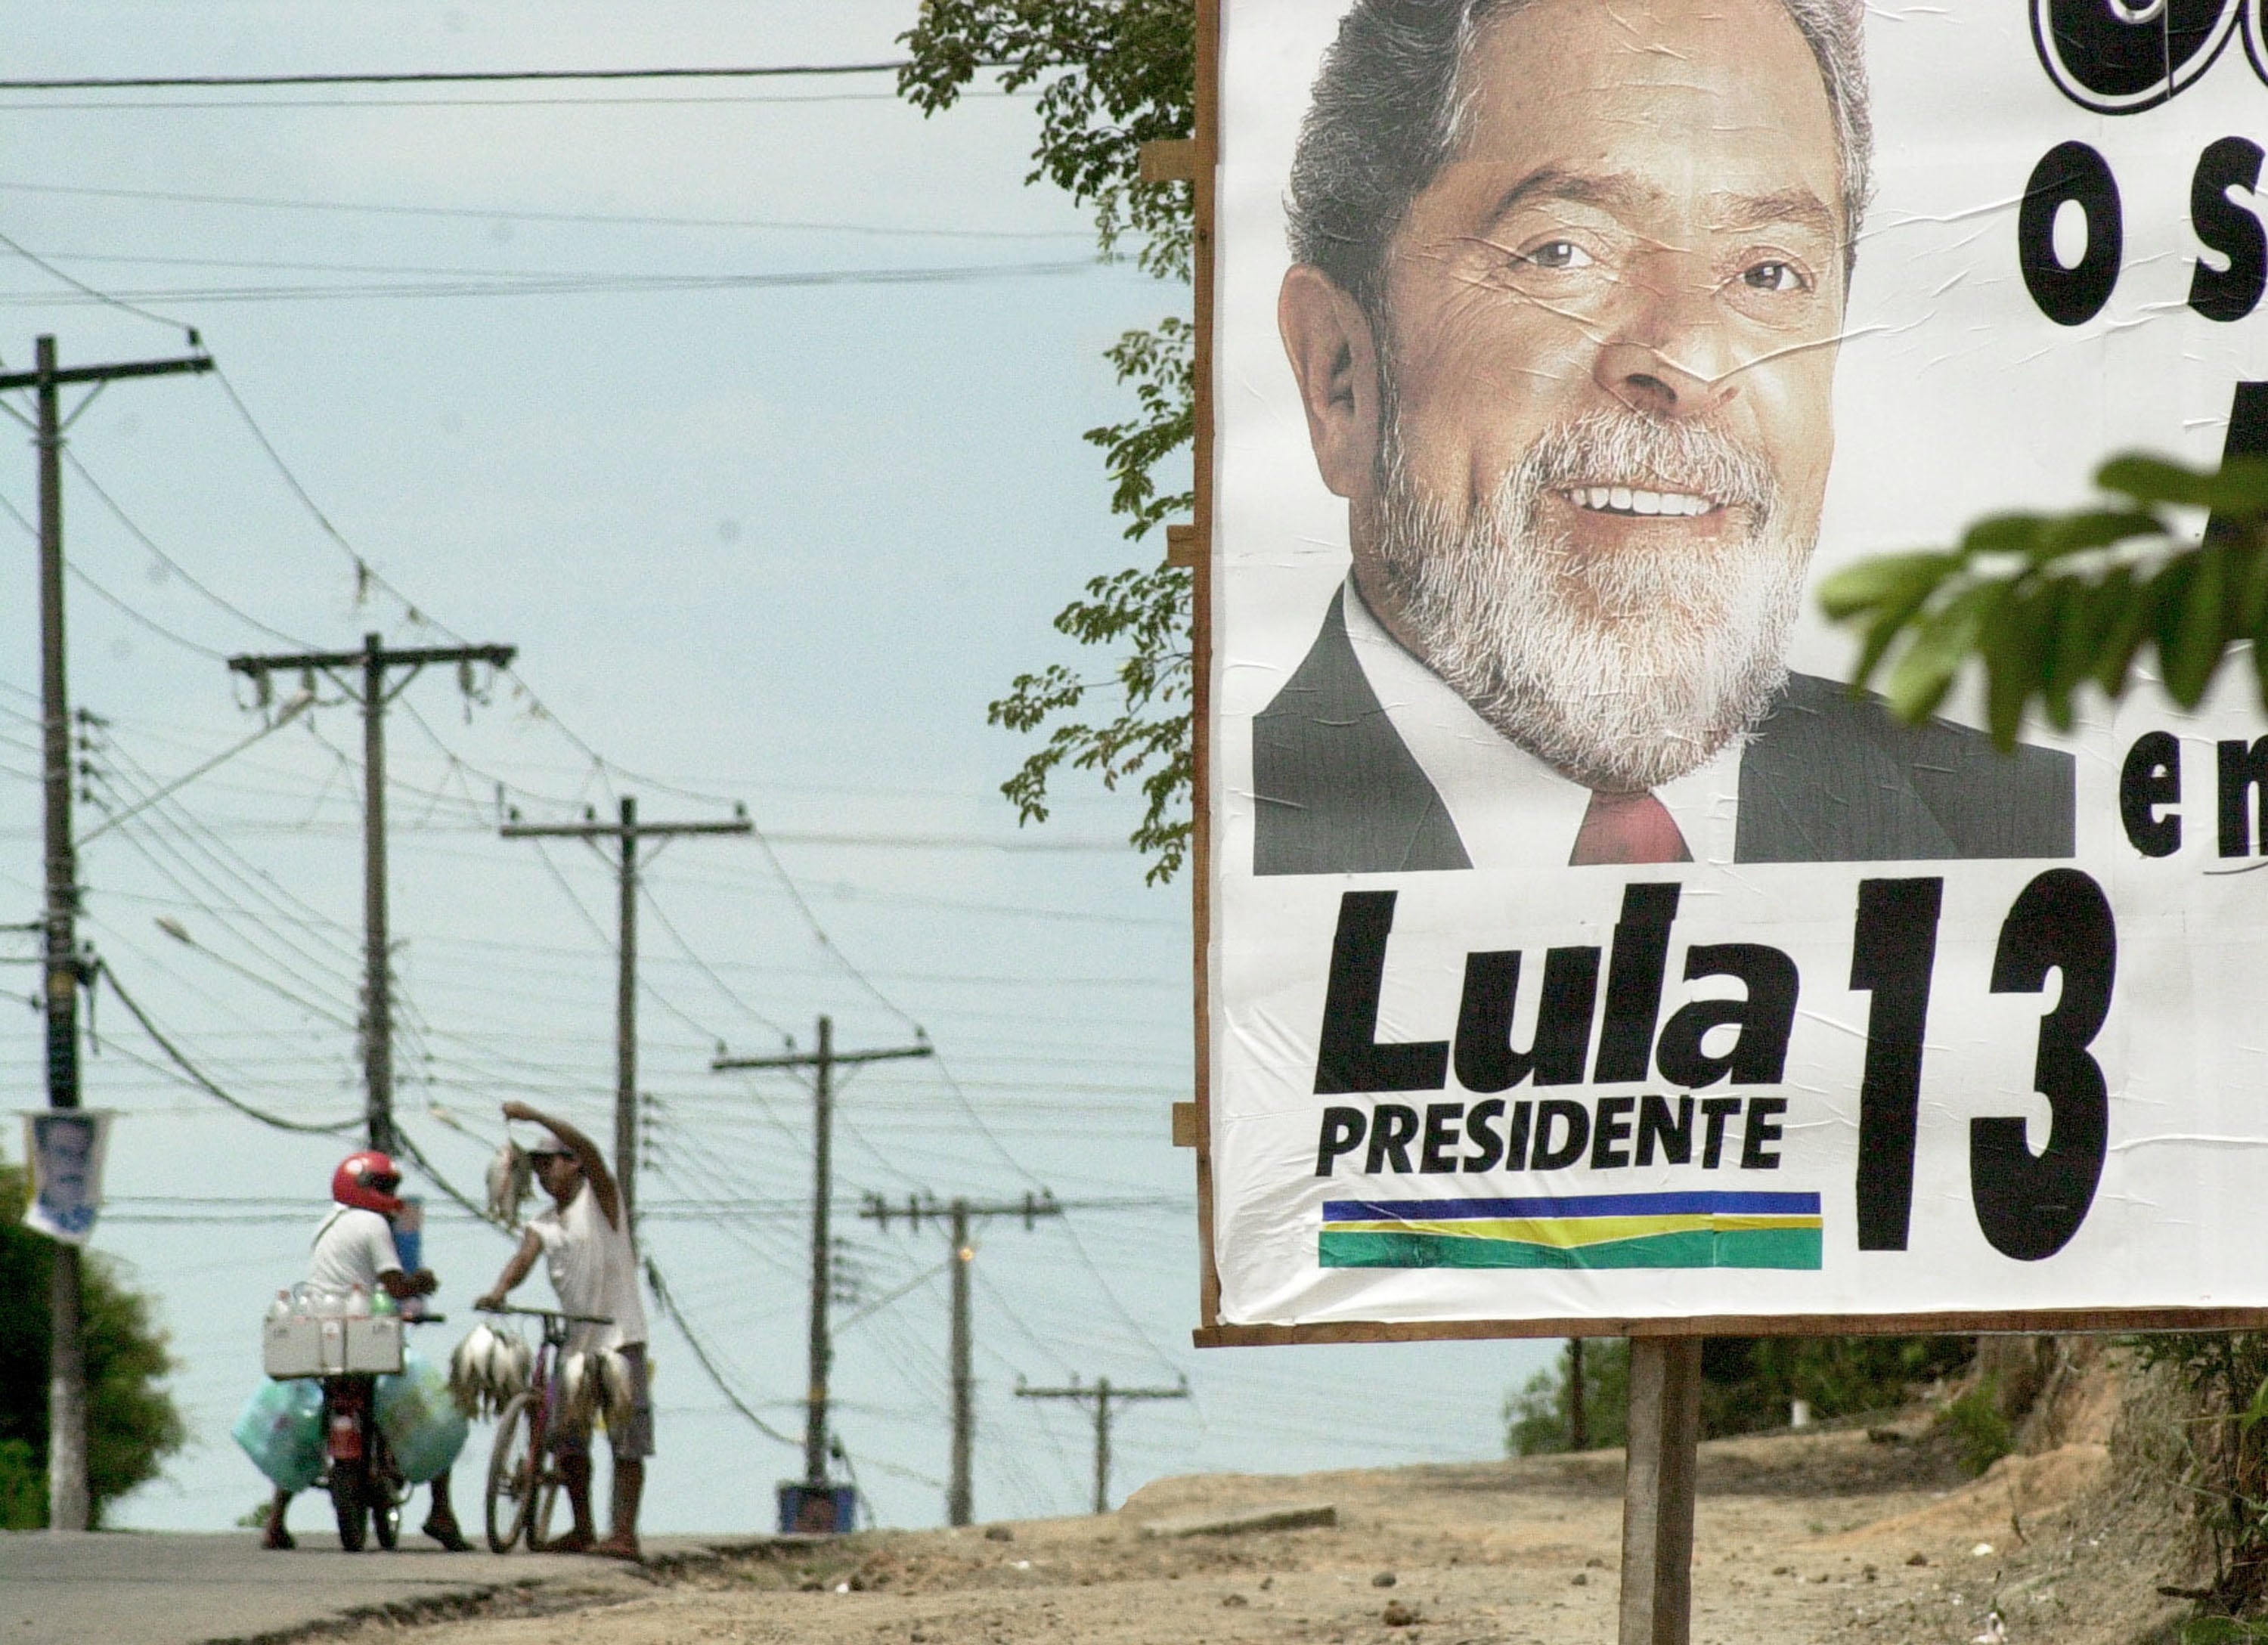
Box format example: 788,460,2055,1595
307,1206,402,1296
529,1181,646,1353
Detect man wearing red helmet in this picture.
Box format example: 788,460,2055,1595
262,1151,469,1552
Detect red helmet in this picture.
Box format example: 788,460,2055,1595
332,1151,404,1218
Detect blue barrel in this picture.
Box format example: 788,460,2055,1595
776,1482,857,1534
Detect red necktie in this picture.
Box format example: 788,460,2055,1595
1569,790,1692,866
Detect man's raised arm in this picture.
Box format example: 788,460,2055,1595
502,1100,621,1229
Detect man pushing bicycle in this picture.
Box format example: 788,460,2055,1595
473,1101,649,1561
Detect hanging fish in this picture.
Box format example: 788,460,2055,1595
557,1352,591,1435
448,1324,496,1418
594,1349,637,1436
485,1140,531,1228
490,1331,532,1405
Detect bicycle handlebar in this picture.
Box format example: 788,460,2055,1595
476,1303,612,1326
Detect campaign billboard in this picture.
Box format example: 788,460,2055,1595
1203,0,2268,1337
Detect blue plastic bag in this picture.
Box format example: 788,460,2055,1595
376,1349,468,1484
231,1377,324,1492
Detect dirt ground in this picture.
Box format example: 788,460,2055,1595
326,1389,2191,1645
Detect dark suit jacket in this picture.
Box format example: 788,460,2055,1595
1252,590,2075,874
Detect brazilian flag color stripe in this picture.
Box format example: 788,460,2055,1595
1321,1191,1820,1221
1318,1225,1823,1271
1318,1190,1823,1270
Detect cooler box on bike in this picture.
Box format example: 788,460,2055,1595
263,1312,403,1378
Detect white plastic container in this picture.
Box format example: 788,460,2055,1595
343,1315,403,1375
261,1313,327,1378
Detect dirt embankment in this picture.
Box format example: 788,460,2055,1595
324,1349,2204,1645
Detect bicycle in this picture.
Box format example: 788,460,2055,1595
476,1303,612,1554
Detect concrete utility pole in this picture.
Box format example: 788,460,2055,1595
715,1018,931,1498
0,333,212,1532
228,634,515,1152
501,795,749,1236
861,1190,1061,1526
1015,1374,1188,1515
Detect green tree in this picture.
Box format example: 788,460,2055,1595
898,1,1198,881
1504,1334,1969,1458
1505,1340,1630,1455
0,1151,187,1527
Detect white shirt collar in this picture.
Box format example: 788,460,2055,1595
1338,578,1743,871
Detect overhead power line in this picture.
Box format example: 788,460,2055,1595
101,963,358,1135
0,178,1084,242
643,1256,803,1451
0,257,1103,308
0,62,915,91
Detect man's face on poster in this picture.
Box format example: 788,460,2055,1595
1281,0,1850,793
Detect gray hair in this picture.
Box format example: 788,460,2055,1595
1285,0,1873,312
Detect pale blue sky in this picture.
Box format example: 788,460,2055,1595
0,0,1553,1532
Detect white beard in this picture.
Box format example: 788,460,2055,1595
1368,408,1812,794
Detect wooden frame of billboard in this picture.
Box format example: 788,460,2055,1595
1173,0,2268,1356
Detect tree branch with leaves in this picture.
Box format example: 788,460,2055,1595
899,1,1198,883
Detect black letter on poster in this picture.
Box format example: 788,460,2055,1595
1314,891,1449,1095
2119,731,2182,857
1462,1099,1507,1173
1531,1100,1591,1172
2220,737,2268,857
1850,878,1944,1251
1972,869,2115,1262
1636,1095,1693,1166
1454,946,1600,1091
2190,138,2268,323
1315,1108,1366,1177
1594,884,1680,1083
1654,944,1800,1088
2019,141,2122,326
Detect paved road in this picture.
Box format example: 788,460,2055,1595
1,1529,768,1645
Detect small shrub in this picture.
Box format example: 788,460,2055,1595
2128,1332,2268,1619
1941,1377,2017,1476
2183,1618,2268,1643
0,1438,42,1529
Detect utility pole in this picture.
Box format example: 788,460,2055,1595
228,634,515,1153
1016,1374,1189,1515
502,795,749,1236
0,333,212,1532
715,1018,931,1507
861,1190,1062,1526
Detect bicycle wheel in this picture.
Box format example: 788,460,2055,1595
528,1461,562,1553
330,1458,369,1553
485,1392,538,1554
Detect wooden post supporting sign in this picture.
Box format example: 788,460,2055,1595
1619,1337,1703,1645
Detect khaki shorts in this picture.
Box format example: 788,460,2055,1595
549,1343,654,1461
